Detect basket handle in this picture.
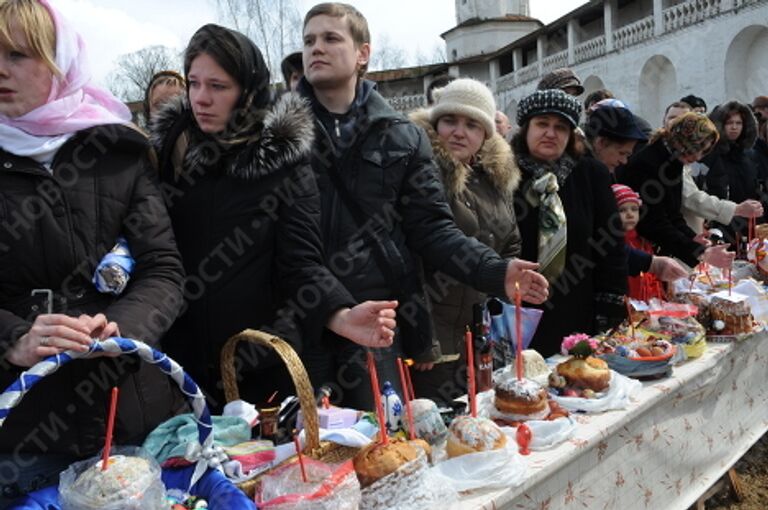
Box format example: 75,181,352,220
219,329,320,452
0,337,214,488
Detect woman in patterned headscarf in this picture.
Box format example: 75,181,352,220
617,112,735,270
512,89,627,357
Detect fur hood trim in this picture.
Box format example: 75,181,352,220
150,92,315,180
409,109,520,199
708,100,758,153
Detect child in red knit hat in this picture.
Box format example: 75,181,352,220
612,184,665,300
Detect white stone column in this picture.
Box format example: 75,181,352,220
537,35,546,76
513,47,523,71
567,19,578,65
653,0,665,36
604,0,616,52
489,60,500,93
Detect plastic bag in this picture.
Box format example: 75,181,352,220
549,369,642,413
257,458,361,510
59,447,165,510
431,438,527,492
487,299,544,365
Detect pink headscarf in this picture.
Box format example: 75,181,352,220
0,0,130,136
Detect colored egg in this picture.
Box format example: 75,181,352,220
636,347,652,357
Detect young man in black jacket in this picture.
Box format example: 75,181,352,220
298,2,548,408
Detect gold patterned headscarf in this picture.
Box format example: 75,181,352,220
663,112,719,157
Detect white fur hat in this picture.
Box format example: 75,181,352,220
429,78,496,138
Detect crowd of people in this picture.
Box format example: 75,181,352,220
0,0,765,502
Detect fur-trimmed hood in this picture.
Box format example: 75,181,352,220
409,109,520,199
149,92,315,180
708,99,758,154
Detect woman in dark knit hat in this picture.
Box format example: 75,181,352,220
513,89,628,356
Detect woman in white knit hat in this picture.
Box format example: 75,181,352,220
409,78,526,403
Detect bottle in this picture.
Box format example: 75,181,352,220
473,304,493,392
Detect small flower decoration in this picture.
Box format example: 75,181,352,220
561,333,598,358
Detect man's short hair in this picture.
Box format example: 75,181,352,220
280,51,303,89
680,94,707,112
303,3,370,77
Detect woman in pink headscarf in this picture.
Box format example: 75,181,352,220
0,0,185,500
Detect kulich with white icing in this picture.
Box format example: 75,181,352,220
494,376,549,418
446,415,507,459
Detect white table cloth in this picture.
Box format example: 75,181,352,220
453,334,768,509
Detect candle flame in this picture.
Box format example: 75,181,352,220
404,358,414,367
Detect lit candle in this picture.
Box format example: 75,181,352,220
397,358,415,440
465,326,476,418
366,351,389,444
102,387,119,471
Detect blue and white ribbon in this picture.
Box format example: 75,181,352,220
0,337,214,490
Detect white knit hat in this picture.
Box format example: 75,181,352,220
429,78,496,138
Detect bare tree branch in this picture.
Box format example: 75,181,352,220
106,45,181,102
213,0,303,80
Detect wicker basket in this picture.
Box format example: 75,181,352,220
220,329,360,497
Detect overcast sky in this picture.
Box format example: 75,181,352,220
53,0,588,86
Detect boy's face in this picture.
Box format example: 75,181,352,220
302,14,370,92
618,202,640,231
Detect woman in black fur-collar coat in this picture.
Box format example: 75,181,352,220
150,24,396,410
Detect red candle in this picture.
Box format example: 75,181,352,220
293,434,308,483
102,387,119,471
465,327,476,418
366,351,389,444
397,358,415,440
515,282,523,381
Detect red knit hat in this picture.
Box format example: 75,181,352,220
612,184,642,207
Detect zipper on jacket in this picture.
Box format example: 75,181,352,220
334,118,341,138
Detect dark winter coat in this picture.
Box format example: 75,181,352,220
150,93,355,408
300,80,510,361
515,156,627,357
0,124,185,456
410,109,521,359
617,138,703,267
704,101,760,205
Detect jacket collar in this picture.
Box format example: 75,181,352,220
409,108,520,199
150,92,315,181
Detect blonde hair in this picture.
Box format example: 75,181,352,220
0,0,59,76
